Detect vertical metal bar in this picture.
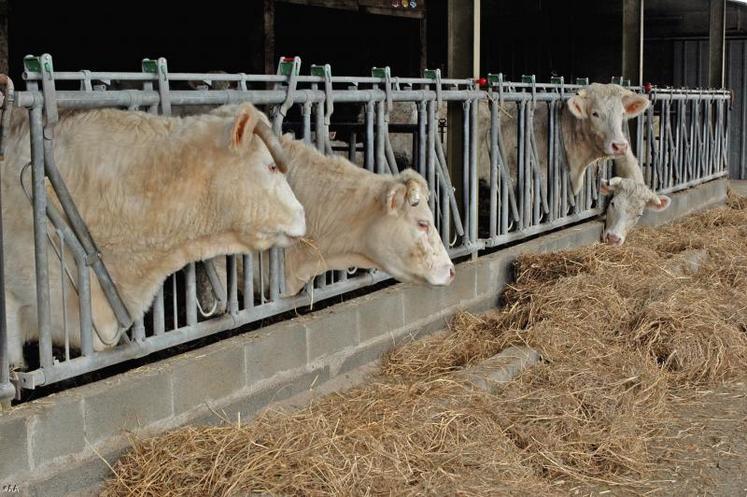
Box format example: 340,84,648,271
269,248,281,301
365,101,375,172
77,257,93,356
469,99,478,245
258,251,267,304
548,101,556,222
517,101,528,227
302,102,312,144
0,132,12,403
185,262,197,327
30,105,53,369
58,231,69,361
227,255,238,314
462,100,471,236
489,97,499,238
560,103,569,217
153,288,165,336
243,254,254,310
418,100,427,177
315,99,325,152
132,319,145,342
376,100,387,174
427,99,437,213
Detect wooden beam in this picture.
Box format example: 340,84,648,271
709,0,726,88
275,0,359,11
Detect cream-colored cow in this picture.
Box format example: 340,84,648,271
2,103,305,369
196,130,455,313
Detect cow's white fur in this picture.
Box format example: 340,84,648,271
196,131,454,311
2,104,305,368
600,176,671,245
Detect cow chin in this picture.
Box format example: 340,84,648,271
273,233,302,249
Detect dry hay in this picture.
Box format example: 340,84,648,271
101,192,747,497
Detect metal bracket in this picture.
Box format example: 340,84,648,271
25,55,58,138
424,68,443,108
521,74,536,105
142,57,171,116
274,56,301,132
80,70,93,92
575,77,590,86
311,64,334,126
238,72,248,91
372,66,393,117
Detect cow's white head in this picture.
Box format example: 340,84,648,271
217,104,306,249
567,83,650,158
364,170,455,286
600,177,671,245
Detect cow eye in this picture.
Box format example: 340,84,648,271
592,111,600,118
417,220,429,231
610,199,616,207
267,163,278,173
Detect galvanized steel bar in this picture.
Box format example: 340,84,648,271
30,106,53,369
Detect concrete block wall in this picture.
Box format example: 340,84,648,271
0,178,727,497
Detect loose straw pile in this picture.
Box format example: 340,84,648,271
101,189,747,497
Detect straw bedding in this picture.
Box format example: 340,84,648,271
101,190,747,497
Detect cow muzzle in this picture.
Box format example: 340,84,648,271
608,140,628,156
426,262,456,286
602,231,624,246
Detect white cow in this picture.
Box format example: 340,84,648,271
369,84,656,244
600,176,671,245
2,103,306,369
196,129,455,313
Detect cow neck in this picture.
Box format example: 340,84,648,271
282,142,379,292
558,104,607,177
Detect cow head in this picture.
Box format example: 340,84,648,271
567,84,650,156
600,177,671,245
567,84,650,192
364,170,455,286
221,104,306,249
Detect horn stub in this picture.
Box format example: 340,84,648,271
253,120,289,174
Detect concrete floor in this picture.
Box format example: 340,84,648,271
730,179,747,196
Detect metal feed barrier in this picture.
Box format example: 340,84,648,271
0,54,731,403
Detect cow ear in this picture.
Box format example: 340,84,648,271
230,105,259,149
622,94,650,117
384,183,407,215
567,94,588,119
646,194,671,211
600,177,623,195
599,179,612,195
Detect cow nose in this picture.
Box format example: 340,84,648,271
605,232,622,245
611,141,628,154
448,265,455,281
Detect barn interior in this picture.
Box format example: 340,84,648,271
2,0,745,175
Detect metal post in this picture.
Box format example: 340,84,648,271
622,0,644,87
709,0,726,89
30,105,53,368
0,136,15,406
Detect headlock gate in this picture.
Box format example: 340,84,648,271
0,54,731,404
